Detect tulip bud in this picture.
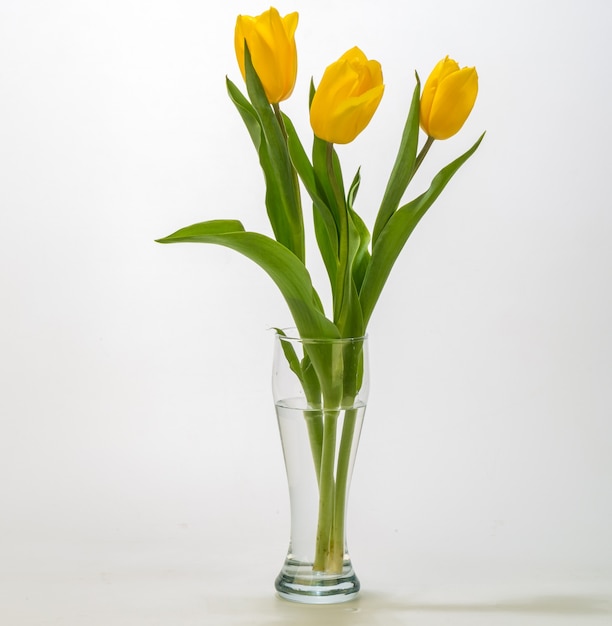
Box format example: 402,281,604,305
235,8,299,104
420,56,478,140
310,47,384,145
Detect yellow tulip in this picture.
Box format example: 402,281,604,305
310,47,384,145
420,56,478,140
234,7,299,104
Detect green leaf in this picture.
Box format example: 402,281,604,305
372,76,421,246
283,113,339,290
226,77,262,152
360,132,485,326
312,136,343,227
335,277,365,339
227,78,301,262
272,327,322,405
228,77,294,255
242,45,305,262
272,327,305,384
346,169,371,293
336,208,366,338
157,220,339,340
330,162,365,338
347,168,361,210
308,142,364,338
156,219,245,237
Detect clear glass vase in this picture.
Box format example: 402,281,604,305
272,331,369,604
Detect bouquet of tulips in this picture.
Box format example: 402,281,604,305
158,7,483,342
158,7,483,579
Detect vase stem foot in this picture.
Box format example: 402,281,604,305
275,558,360,604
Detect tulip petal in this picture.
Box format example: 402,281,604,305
420,56,478,139
282,11,299,38
327,85,385,144
234,8,298,103
310,46,384,144
420,57,459,134
428,67,478,139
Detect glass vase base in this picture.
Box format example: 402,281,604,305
275,558,360,604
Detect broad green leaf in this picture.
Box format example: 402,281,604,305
228,77,295,253
310,141,363,337
360,132,485,326
157,219,245,236
335,278,365,339
227,78,297,258
226,77,262,152
243,45,305,262
312,136,343,228
312,208,339,287
372,76,421,246
157,220,339,340
283,113,339,290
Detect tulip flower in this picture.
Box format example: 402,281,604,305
310,47,384,144
420,56,478,140
234,7,299,104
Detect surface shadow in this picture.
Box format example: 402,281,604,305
206,590,612,625
379,592,612,616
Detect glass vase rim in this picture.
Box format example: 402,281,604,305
274,327,368,344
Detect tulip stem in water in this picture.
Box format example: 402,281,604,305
328,406,358,572
313,409,338,571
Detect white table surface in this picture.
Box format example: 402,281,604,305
3,531,611,626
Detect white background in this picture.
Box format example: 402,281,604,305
1,0,611,624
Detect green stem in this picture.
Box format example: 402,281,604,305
414,135,435,174
304,409,323,481
300,351,325,483
328,406,358,571
327,343,362,571
313,410,339,570
272,103,285,138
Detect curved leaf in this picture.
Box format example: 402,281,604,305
372,77,421,246
157,220,339,340
283,113,339,289
360,132,485,326
242,45,305,262
347,169,371,293
226,77,262,151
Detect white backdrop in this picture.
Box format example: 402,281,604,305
1,0,611,623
